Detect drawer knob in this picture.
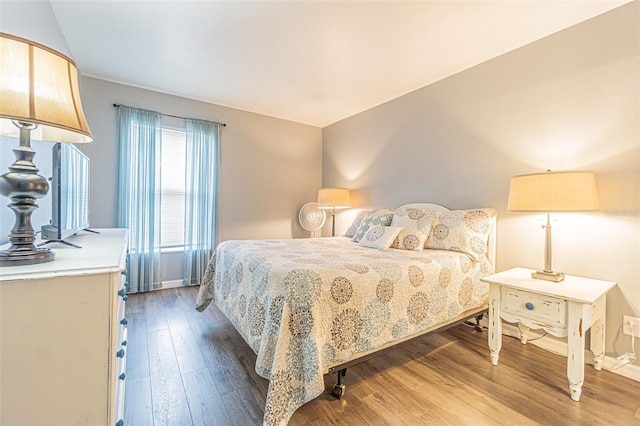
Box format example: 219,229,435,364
119,372,126,380
117,288,126,297
116,420,124,426
525,302,535,310
122,295,129,301
120,318,128,325
116,348,125,358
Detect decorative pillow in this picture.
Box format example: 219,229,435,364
425,208,498,261
344,209,373,238
389,207,437,251
351,209,394,243
359,225,404,250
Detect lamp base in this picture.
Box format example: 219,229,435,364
0,122,55,267
0,245,55,266
532,270,565,282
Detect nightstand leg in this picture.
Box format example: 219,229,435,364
518,323,530,344
590,296,606,371
488,284,502,365
567,302,585,401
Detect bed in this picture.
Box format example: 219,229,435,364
195,203,497,425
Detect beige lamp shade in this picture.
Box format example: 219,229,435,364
317,188,351,209
508,171,599,212
0,32,93,143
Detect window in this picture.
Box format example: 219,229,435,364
160,127,186,250
117,104,220,291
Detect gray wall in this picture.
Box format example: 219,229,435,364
79,77,322,238
78,77,322,282
322,3,639,363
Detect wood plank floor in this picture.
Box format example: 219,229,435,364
124,286,640,425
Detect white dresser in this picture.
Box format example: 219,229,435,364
0,229,129,425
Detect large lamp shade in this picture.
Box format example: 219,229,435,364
0,32,93,143
508,171,599,212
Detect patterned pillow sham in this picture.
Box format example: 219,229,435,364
424,208,498,261
358,225,404,250
344,209,373,238
389,207,437,251
351,209,395,242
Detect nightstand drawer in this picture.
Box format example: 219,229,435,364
501,288,567,328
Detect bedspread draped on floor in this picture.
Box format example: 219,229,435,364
196,237,492,425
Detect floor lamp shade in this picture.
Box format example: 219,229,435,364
507,171,599,282
317,188,351,236
0,32,93,266
317,188,351,209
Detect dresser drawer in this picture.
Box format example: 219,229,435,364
501,288,567,328
119,327,128,354
114,273,128,425
115,339,127,426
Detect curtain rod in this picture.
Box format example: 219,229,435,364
112,103,226,127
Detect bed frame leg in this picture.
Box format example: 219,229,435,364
332,368,347,400
474,314,484,332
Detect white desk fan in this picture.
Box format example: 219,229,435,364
298,202,326,237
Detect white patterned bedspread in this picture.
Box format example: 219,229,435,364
195,237,493,425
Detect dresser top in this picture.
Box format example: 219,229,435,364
0,229,128,281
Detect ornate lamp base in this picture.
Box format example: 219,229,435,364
0,121,55,266
0,244,54,266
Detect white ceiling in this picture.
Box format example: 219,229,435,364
50,1,630,127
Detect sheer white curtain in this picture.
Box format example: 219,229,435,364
116,105,162,293
183,118,220,285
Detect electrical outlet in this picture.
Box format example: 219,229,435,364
623,315,640,337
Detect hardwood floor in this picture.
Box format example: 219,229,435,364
124,286,640,425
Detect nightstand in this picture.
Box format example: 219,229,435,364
481,267,616,402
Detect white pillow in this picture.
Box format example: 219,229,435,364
425,208,498,261
359,226,404,250
389,207,437,251
351,209,394,242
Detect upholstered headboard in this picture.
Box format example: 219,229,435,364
398,203,497,268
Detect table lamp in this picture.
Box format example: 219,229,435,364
0,32,93,266
508,170,599,282
317,188,351,236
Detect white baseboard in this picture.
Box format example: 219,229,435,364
501,323,640,382
159,279,185,290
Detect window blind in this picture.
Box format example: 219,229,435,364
160,127,186,249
